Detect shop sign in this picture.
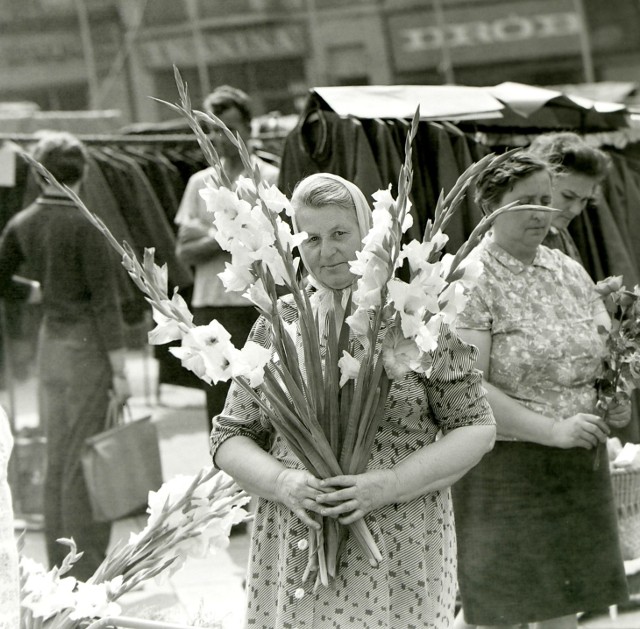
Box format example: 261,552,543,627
389,0,583,72
140,24,306,68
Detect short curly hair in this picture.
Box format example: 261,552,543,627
474,150,549,215
528,132,610,181
31,131,87,185
203,85,252,126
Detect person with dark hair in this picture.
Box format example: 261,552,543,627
175,86,279,431
451,150,629,629
0,131,131,580
529,131,610,262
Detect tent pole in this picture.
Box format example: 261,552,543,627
573,0,596,83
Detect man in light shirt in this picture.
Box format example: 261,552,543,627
175,86,279,431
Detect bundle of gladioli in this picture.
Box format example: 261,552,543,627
592,276,640,469
25,69,549,587
19,467,250,628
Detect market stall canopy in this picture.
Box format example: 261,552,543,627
483,82,629,131
310,82,630,132
312,84,504,121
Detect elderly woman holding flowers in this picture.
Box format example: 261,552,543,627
211,173,496,629
451,151,630,629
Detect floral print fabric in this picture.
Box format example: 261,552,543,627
210,295,494,629
457,236,607,422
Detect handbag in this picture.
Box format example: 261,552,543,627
81,396,163,522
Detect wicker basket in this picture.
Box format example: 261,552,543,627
611,467,640,560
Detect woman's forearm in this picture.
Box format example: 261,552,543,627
214,435,287,501
482,379,557,445
176,236,220,266
392,425,495,504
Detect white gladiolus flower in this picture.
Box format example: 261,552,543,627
170,321,235,384
338,351,361,388
371,186,395,214
244,278,272,313
219,260,256,294
148,293,193,344
231,341,271,387
21,567,77,619
345,307,371,338
437,281,468,325
387,278,432,339
200,185,251,222
399,234,449,272
69,582,121,621
414,317,442,355
235,175,257,202
351,250,389,308
401,205,414,234
381,328,421,380
259,182,294,216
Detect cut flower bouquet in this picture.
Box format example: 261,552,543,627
25,69,553,588
593,276,640,469
20,467,250,628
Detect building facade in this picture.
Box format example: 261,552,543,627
0,0,638,124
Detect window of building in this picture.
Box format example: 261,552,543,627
153,57,306,119
327,44,370,86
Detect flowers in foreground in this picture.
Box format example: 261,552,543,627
592,277,640,469
20,468,250,628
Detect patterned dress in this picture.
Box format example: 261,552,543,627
452,236,628,625
210,295,494,629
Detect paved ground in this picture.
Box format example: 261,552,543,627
5,348,250,628
4,347,640,628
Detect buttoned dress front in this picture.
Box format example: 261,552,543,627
210,295,495,629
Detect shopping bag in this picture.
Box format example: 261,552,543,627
81,398,163,522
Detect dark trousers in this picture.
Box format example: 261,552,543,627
38,321,112,581
193,305,258,432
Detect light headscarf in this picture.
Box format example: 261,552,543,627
291,173,373,333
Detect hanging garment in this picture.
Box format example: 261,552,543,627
278,108,384,203
92,147,192,289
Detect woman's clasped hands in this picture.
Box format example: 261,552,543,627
274,467,400,528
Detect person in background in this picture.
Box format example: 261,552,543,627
529,131,610,263
0,405,19,628
0,131,131,580
175,85,279,432
451,151,629,629
210,173,496,629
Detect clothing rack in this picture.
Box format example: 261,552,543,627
0,133,201,145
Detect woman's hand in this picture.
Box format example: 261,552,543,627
551,413,610,449
606,399,632,429
274,468,325,530
314,469,399,525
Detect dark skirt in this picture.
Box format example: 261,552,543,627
452,441,629,625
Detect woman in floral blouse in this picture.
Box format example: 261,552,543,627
452,151,630,629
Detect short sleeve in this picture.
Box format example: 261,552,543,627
426,323,495,433
455,279,493,331
175,168,214,227
210,315,275,465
